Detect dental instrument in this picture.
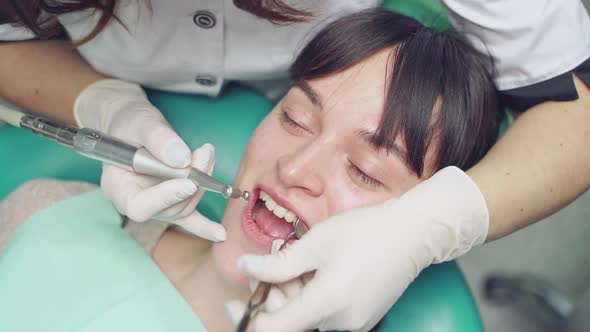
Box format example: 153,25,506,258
237,218,309,332
0,106,249,201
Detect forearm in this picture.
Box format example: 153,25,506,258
468,75,590,241
0,40,105,125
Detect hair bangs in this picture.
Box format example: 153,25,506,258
289,8,502,177
373,30,447,177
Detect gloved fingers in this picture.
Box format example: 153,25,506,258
127,178,198,223
245,278,289,313
265,277,306,314
153,195,196,221
178,144,216,216
237,237,322,283
103,164,199,222
137,112,192,168
300,271,315,285
267,240,305,304
264,285,288,313
101,165,155,219
224,295,299,332
249,241,304,313
260,269,383,332
172,210,226,242
277,277,304,300
191,143,216,172
224,300,247,329
248,276,259,293
252,271,337,332
270,239,284,254
101,162,170,198
155,144,216,219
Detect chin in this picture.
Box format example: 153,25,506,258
211,240,250,288
209,201,254,288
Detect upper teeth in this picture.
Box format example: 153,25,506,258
259,191,298,223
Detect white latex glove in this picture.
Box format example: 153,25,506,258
225,279,306,332
225,240,307,331
231,167,489,332
74,79,225,241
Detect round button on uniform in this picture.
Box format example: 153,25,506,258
193,11,216,29
195,74,217,86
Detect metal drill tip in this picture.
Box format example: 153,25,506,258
241,190,250,201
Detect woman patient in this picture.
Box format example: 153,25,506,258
0,9,501,331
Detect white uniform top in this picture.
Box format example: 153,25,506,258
1,0,589,94
442,0,590,91
0,0,381,99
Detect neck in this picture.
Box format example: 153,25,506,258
153,229,249,331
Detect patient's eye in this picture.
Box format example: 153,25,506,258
280,109,310,134
348,163,382,189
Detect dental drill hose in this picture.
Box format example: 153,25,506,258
0,105,248,200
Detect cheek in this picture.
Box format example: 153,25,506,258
327,185,373,215
211,242,248,287
320,167,399,222
316,168,384,221
240,116,286,173
210,115,290,286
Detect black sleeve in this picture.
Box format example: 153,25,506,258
500,57,590,112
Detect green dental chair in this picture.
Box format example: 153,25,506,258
0,1,484,331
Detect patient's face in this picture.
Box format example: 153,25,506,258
212,49,434,285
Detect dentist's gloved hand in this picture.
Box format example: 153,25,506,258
225,277,307,331
74,79,225,241
225,240,307,331
232,167,489,332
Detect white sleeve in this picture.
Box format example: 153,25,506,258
0,23,36,41
442,0,590,90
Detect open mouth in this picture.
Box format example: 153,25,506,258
241,187,303,248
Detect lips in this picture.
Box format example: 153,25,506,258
241,187,301,249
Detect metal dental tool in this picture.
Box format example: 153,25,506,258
237,218,309,332
0,106,250,201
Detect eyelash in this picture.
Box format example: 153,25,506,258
349,164,382,188
280,109,382,189
280,110,307,133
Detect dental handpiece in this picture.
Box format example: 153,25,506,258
17,114,250,201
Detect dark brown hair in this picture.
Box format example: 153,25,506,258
291,8,502,177
233,0,312,24
0,0,312,45
0,0,117,46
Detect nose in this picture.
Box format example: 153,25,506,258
277,143,326,197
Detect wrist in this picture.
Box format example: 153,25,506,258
398,166,489,262
73,79,149,131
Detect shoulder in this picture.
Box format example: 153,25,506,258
0,179,169,255
442,0,590,91
125,219,170,255
0,179,97,252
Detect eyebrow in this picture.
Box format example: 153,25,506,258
294,81,323,109
356,129,408,162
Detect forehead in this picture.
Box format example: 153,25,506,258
298,49,393,124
